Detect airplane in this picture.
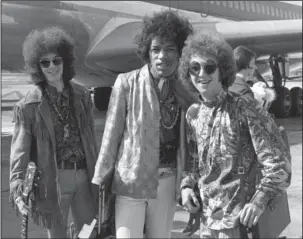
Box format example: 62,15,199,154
1,1,302,119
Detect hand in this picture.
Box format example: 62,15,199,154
15,196,30,215
239,203,264,228
181,188,200,214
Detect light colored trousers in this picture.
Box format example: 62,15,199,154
47,169,95,238
115,174,176,238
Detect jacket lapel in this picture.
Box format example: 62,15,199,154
70,83,84,132
38,95,57,154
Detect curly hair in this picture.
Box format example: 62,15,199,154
179,30,236,92
233,45,257,72
134,10,193,63
22,26,75,85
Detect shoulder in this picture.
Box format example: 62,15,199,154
229,76,254,98
116,67,142,87
186,103,200,122
70,81,90,97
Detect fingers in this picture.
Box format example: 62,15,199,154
15,197,29,215
240,204,261,228
252,215,259,226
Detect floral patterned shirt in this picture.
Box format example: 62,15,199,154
181,90,291,229
45,84,85,165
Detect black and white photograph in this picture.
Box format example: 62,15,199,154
1,1,302,238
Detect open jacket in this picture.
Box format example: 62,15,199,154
92,64,197,200
181,91,291,229
9,82,98,228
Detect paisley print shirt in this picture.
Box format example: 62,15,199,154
181,90,291,230
45,84,85,165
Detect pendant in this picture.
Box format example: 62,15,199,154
63,124,69,140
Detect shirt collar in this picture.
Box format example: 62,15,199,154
199,89,227,108
45,83,69,100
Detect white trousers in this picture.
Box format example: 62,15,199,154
115,175,176,238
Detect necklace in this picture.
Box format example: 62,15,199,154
44,87,71,141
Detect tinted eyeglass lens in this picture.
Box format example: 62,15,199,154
189,60,217,76
40,60,50,68
189,62,201,76
204,59,217,75
53,57,62,66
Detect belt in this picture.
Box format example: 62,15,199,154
58,160,87,170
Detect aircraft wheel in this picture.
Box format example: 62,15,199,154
290,87,302,116
93,87,112,111
269,86,292,118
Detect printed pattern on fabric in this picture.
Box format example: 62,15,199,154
45,84,85,165
181,91,291,230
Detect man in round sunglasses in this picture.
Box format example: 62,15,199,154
9,26,98,238
178,30,291,238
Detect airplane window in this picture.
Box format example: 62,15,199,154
251,2,255,12
266,6,270,15
228,1,233,8
271,6,275,16
275,8,280,17
222,1,227,7
240,1,245,10
245,1,250,11
216,1,221,5
279,9,284,18
261,4,265,14
234,1,239,9
256,3,260,13
284,11,288,18
209,1,215,4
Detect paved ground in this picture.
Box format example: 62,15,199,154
1,107,302,238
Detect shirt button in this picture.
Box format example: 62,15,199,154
244,186,249,191
246,196,251,201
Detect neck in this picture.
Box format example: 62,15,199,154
149,64,176,82
200,91,217,102
47,80,64,92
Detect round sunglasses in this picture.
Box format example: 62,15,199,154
39,57,63,68
189,59,218,76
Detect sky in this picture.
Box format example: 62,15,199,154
280,1,302,6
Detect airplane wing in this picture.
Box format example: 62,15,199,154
85,18,302,75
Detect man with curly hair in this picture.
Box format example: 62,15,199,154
178,30,291,238
9,26,98,238
92,10,196,238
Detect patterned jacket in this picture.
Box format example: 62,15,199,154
181,90,291,230
92,64,196,199
9,82,98,228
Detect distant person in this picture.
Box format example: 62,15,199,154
229,45,257,98
9,26,98,238
178,30,291,238
231,45,276,110
92,10,196,238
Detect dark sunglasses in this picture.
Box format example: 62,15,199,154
189,59,217,76
39,57,63,68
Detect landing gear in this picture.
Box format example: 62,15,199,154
269,86,292,118
290,87,303,116
92,87,112,111
267,54,296,118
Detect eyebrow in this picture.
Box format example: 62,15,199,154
40,56,60,60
